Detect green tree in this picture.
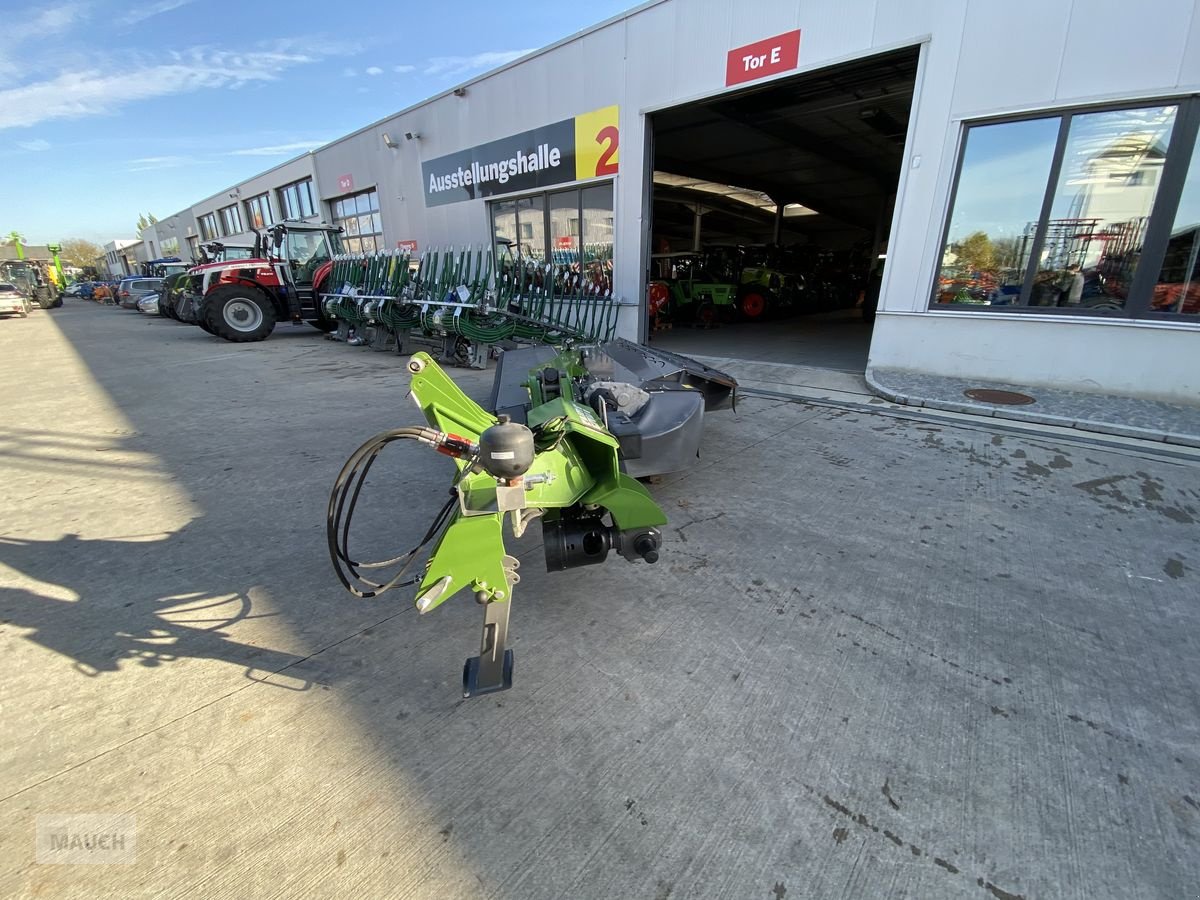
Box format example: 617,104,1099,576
59,238,105,268
135,212,159,234
956,231,996,272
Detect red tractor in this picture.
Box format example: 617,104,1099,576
181,220,343,342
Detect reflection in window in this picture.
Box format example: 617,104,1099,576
582,183,614,293
331,189,381,253
491,184,615,292
1152,138,1200,316
934,101,1195,317
935,117,1059,306
1035,106,1176,310
279,179,315,219
549,191,578,268
198,212,218,242
244,193,271,230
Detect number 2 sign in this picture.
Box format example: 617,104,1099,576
574,106,619,180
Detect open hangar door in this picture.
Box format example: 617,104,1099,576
646,46,918,373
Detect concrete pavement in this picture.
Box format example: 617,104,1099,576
1,302,1198,898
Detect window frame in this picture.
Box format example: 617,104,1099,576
197,212,218,242
488,181,615,283
218,203,243,237
932,94,1200,324
244,192,272,231
329,188,383,253
277,178,315,220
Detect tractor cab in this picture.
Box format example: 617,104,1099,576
268,221,343,286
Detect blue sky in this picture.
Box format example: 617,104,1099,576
0,0,640,244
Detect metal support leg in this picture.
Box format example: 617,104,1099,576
462,595,514,697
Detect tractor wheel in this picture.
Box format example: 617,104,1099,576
738,287,769,320
197,317,216,335
204,285,277,343
695,302,718,327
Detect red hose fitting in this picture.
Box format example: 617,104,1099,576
435,433,476,458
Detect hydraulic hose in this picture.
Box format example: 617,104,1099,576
327,426,461,599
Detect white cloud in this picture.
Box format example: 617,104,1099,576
17,139,51,151
424,49,534,77
119,0,196,26
127,155,193,171
7,3,86,44
0,45,323,130
229,140,329,156
393,64,415,74
365,66,383,76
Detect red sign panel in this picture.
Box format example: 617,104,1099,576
337,174,354,192
396,240,418,253
555,236,575,250
725,30,801,86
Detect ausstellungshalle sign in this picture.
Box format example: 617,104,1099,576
422,106,619,207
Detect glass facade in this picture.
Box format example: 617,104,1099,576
490,183,614,292
331,189,382,253
934,98,1200,320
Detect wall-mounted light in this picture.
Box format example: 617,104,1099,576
405,131,421,142
453,88,467,98
381,132,400,149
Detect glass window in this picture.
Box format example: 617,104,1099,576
198,213,218,241
1151,139,1200,316
330,189,381,251
1034,106,1176,311
278,179,315,219
244,193,271,230
582,183,614,293
218,204,243,236
933,99,1198,318
490,184,615,289
934,117,1060,306
549,191,579,270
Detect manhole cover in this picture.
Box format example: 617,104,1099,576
964,388,1036,406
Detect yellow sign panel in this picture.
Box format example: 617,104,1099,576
574,106,620,181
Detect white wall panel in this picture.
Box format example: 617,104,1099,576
793,0,877,65
869,313,1200,403
872,0,945,45
667,0,733,100
623,2,679,111
1056,0,1195,102
878,7,967,315
951,0,1071,116
1177,2,1200,86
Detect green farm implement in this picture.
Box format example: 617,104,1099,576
327,341,735,698
322,246,622,368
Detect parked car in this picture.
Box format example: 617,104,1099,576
137,293,161,316
0,282,32,318
60,283,86,298
117,277,164,310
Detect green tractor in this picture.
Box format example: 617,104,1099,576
648,252,737,326
704,244,807,319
